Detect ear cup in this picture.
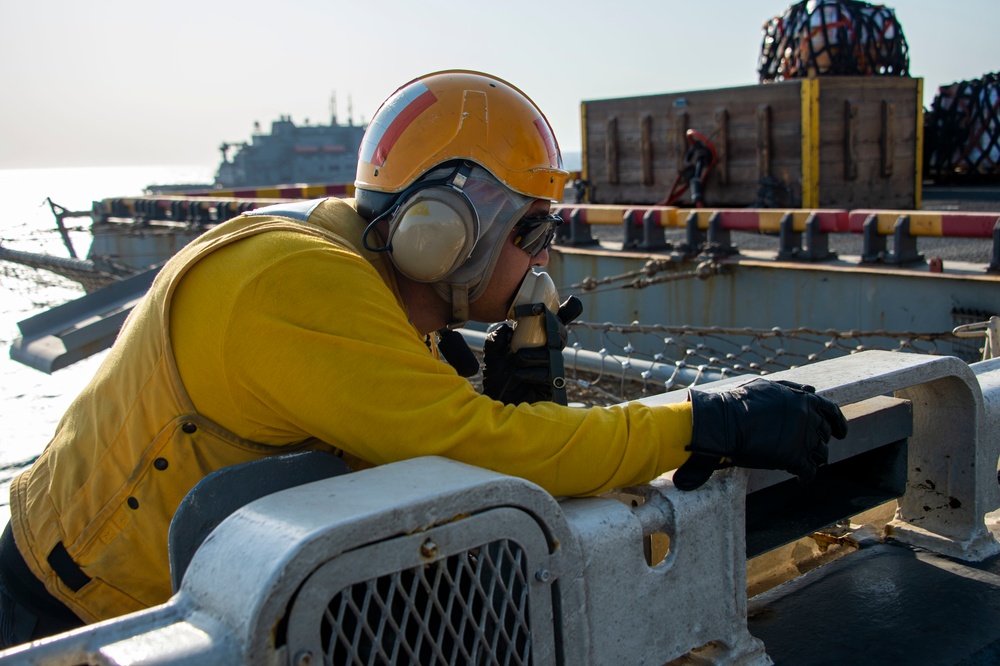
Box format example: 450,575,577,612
387,187,478,282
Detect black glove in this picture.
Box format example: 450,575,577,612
437,327,480,378
673,378,848,491
482,296,583,405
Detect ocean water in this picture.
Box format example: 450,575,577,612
0,165,215,525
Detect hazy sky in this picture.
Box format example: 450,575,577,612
2,0,997,170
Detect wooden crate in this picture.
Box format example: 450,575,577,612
581,77,923,209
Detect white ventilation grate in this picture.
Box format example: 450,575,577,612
322,540,531,665
284,507,558,666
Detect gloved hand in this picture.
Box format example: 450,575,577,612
673,378,848,491
437,327,480,378
482,296,583,405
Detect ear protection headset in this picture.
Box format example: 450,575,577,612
362,163,480,283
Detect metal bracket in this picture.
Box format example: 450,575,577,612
861,214,924,265
558,208,598,247
702,211,739,258
989,218,1000,273
777,213,837,261
621,208,643,249
679,211,705,258
10,265,163,373
623,208,671,251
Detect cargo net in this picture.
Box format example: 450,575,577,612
0,257,119,296
925,72,1000,181
321,540,530,665
1,215,127,297
467,319,986,408
758,0,909,82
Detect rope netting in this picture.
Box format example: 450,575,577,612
925,72,1000,181
557,321,982,406
0,259,120,295
1,207,123,300
0,262,92,311
758,0,909,83
468,320,988,408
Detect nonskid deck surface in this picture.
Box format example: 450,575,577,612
748,540,1000,665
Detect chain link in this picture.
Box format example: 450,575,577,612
564,258,723,296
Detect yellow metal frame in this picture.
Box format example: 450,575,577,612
800,78,821,209
580,102,589,201
914,78,924,210
871,211,942,236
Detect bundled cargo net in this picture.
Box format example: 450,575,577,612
925,72,1000,181
0,251,122,295
758,0,909,82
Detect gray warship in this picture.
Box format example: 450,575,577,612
214,110,365,189
149,96,366,193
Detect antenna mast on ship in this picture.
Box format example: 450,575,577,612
330,92,337,125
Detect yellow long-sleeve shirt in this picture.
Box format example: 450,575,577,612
171,201,693,496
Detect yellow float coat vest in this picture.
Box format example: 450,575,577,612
8,199,396,622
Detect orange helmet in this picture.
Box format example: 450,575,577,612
355,70,567,205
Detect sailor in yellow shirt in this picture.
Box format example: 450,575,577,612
0,70,847,646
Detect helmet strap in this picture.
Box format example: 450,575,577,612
448,284,470,329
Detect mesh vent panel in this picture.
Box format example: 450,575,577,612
322,539,531,666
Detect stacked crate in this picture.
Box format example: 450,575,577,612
581,77,922,210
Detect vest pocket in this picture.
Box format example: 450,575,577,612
67,415,321,610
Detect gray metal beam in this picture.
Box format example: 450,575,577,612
459,328,728,388
10,266,162,373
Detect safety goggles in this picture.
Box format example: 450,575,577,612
513,213,562,257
